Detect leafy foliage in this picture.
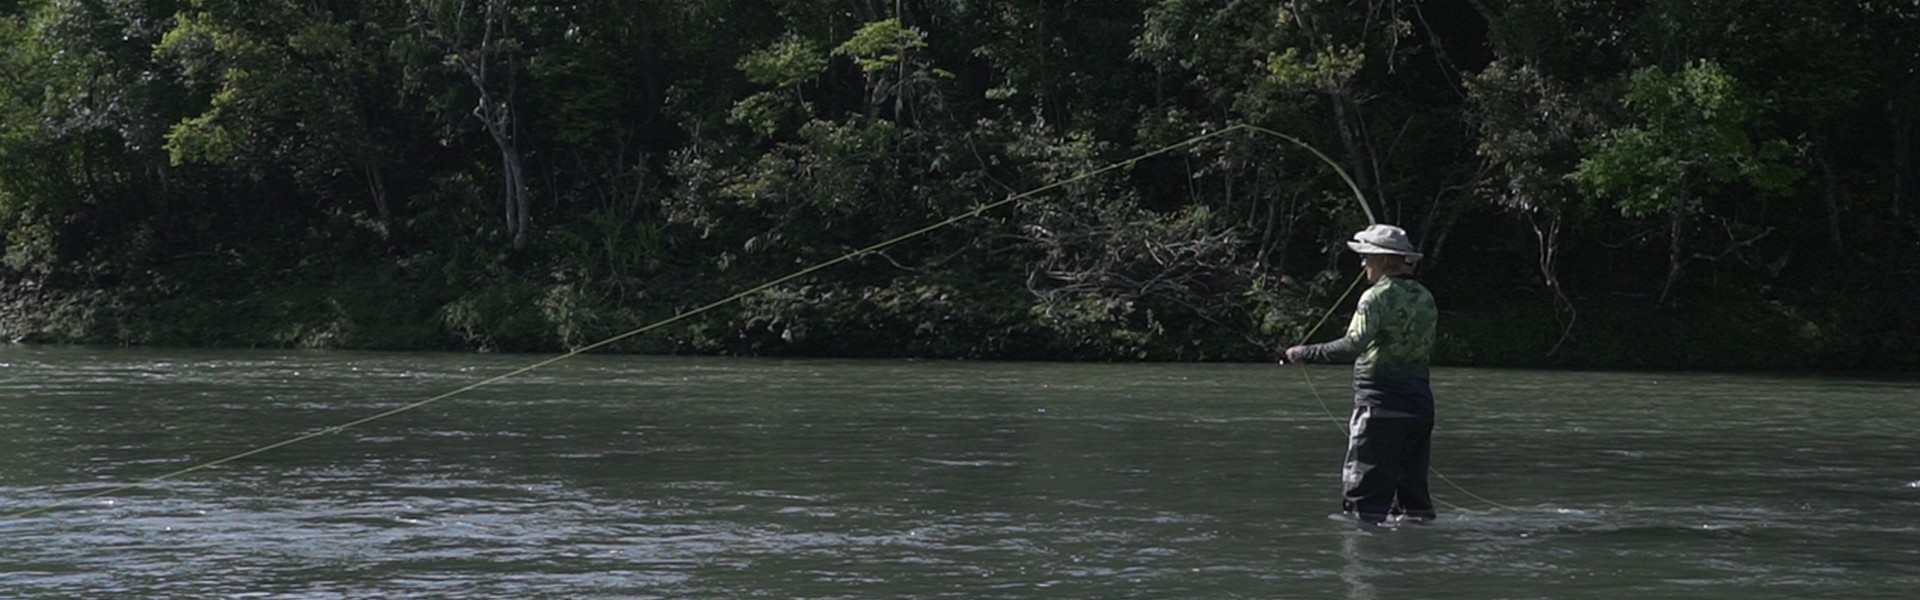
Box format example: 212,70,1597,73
832,19,923,74
0,0,1912,367
1574,60,1800,219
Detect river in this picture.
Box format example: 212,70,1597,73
0,346,1915,598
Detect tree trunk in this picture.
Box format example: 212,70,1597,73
1895,101,1911,224
478,101,529,249
1659,202,1689,305
504,145,529,249
1818,147,1844,254
452,0,530,250
1528,210,1575,355
362,158,391,235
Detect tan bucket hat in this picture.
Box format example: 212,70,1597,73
1346,224,1423,261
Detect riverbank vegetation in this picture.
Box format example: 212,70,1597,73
1,1,1914,369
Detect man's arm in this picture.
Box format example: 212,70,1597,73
1288,334,1358,364
1284,291,1378,364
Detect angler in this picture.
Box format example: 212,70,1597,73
1286,224,1439,525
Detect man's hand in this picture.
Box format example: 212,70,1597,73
1283,345,1308,364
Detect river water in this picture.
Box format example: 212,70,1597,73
0,346,1914,598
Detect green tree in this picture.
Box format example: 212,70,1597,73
1572,60,1800,304
0,0,194,257
158,0,413,232
832,18,948,123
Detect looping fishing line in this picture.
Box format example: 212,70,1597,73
4,123,1507,520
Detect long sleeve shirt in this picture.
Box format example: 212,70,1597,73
1295,275,1437,417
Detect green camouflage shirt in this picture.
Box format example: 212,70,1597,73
1297,275,1437,413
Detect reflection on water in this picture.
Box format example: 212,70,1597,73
0,346,1917,598
1339,528,1377,600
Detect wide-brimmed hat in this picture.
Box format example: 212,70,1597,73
1346,224,1423,261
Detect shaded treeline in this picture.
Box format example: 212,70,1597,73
0,0,1914,368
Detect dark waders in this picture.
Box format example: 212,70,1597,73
1342,406,1436,523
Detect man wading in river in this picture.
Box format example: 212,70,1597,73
1285,224,1438,525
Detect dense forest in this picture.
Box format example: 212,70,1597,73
0,0,1914,369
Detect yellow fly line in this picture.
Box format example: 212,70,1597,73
3,123,1506,520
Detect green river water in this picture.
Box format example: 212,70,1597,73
0,346,1915,598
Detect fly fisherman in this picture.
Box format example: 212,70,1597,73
1286,224,1439,525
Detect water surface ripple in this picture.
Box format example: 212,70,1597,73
1,347,1916,598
